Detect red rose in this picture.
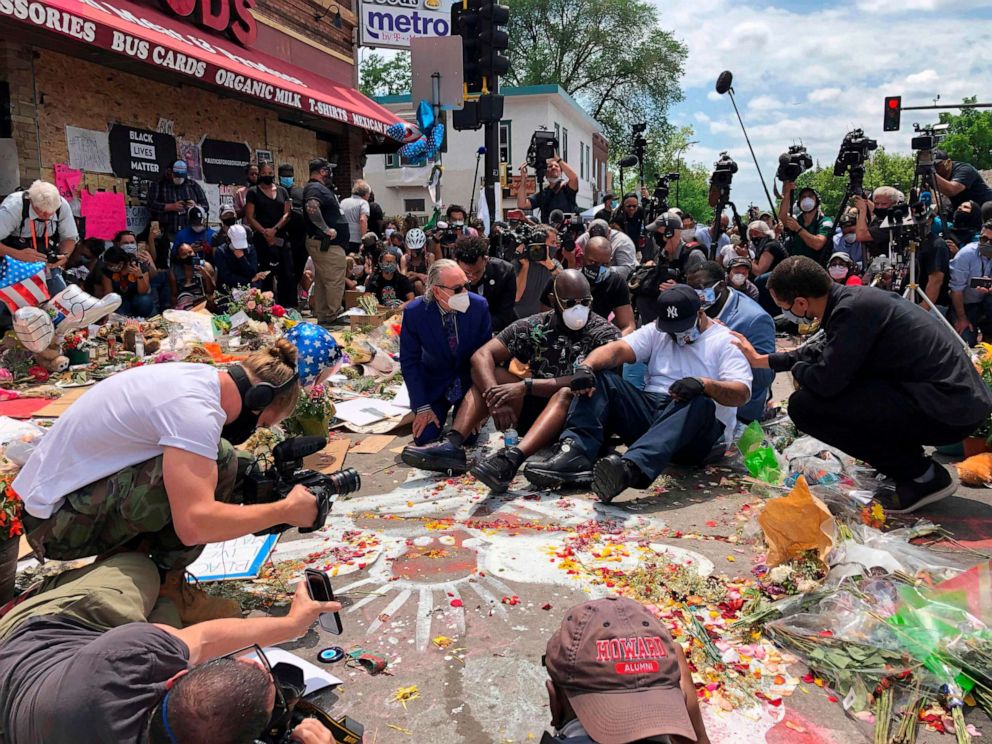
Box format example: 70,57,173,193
272,305,286,318
28,366,49,382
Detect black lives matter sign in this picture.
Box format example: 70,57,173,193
109,125,177,180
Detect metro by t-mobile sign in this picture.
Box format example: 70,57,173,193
156,0,257,46
359,0,452,50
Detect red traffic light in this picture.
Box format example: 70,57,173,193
888,98,899,109
883,96,901,132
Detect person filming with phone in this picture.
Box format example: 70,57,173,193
516,156,579,223
0,551,342,744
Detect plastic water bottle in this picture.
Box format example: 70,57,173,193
503,428,519,448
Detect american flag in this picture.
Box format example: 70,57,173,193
0,257,49,313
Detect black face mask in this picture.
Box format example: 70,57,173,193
222,406,261,445
259,175,275,185
874,207,889,221
180,255,195,265
222,218,237,227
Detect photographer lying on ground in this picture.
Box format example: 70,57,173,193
731,257,992,513
11,341,317,623
0,552,340,744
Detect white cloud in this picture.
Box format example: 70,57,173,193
706,91,722,102
856,0,992,13
906,69,939,86
747,95,785,112
808,88,842,104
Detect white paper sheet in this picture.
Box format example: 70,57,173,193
187,534,278,581
65,126,112,173
333,397,409,426
388,383,411,410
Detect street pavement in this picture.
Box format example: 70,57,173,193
259,373,992,744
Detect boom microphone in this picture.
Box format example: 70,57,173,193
715,70,734,95
619,155,639,168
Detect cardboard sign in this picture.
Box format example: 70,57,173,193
53,163,82,201
80,190,127,240
108,125,177,180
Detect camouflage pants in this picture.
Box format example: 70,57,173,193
23,439,249,571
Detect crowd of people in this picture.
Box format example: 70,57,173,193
2,145,992,744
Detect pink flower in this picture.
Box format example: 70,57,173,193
262,291,274,301
246,301,256,311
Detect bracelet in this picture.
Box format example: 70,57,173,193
524,378,533,394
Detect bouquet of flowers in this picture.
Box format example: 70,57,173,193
0,479,24,539
284,384,336,437
62,330,87,351
226,287,286,324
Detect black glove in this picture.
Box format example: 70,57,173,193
569,364,596,392
669,376,705,402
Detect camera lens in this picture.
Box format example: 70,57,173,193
326,467,361,496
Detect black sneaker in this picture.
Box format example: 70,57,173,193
592,454,635,503
401,440,467,475
523,439,594,489
470,450,520,493
877,464,956,514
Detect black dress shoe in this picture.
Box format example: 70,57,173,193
593,454,638,503
877,464,956,514
523,439,593,489
401,440,467,474
470,450,520,493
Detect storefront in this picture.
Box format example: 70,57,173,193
0,0,402,230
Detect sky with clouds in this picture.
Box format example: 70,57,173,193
657,0,992,209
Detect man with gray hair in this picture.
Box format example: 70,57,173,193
0,180,77,301
854,186,905,254
340,179,372,255
399,259,492,446
574,218,637,279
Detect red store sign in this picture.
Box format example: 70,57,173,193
157,0,256,47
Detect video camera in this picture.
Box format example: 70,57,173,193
911,122,947,153
643,172,679,217
710,152,738,190
833,128,877,179
526,129,560,179
549,209,584,253
262,662,365,744
434,220,459,247
242,436,361,535
777,144,813,183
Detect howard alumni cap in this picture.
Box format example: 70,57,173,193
655,285,701,334
544,597,696,744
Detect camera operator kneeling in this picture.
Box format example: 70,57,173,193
732,257,992,514
11,340,319,624
0,552,340,744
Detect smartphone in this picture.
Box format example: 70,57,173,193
970,277,992,290
527,243,548,262
305,568,343,634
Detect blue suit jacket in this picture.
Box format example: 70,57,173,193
718,290,776,422
400,293,492,410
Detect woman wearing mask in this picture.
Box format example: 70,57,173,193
170,242,216,309
365,247,415,308
726,256,760,300
748,220,788,315
826,252,863,286
401,227,431,295
244,162,293,307
101,245,154,317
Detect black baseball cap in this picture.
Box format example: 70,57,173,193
309,158,331,173
187,205,205,226
655,285,701,334
933,149,949,162
278,163,294,176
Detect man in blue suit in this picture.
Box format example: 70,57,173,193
687,261,775,423
399,258,492,455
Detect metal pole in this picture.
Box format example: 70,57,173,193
431,72,442,208
727,89,776,216
483,82,499,233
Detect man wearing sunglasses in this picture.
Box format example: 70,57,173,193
0,552,341,744
950,220,992,345
403,270,619,484
399,259,493,449
523,285,752,503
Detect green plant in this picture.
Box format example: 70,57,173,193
972,343,992,443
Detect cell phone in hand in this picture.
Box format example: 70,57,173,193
970,277,992,290
305,568,343,634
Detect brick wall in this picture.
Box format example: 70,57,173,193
256,0,355,60
0,42,360,196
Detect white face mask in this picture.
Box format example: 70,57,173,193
173,176,185,186
799,197,816,213
446,290,470,313
730,272,747,287
681,228,695,242
843,232,857,245
384,228,395,239
120,242,137,254
546,174,564,186
829,265,849,280
561,304,590,331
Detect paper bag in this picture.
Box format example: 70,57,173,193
757,475,836,567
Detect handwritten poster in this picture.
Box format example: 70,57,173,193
126,206,150,236
53,163,82,201
80,190,127,240
178,139,202,181
65,126,112,173
187,533,278,581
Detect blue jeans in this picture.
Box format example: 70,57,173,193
150,272,171,314
119,293,155,318
561,370,724,480
622,361,647,390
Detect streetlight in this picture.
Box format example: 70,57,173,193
673,140,698,208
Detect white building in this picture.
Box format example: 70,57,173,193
365,84,609,221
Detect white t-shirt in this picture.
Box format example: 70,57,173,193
340,196,370,243
15,364,226,519
623,322,752,443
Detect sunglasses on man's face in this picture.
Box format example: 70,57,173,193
440,283,468,294
979,236,992,246
557,295,593,309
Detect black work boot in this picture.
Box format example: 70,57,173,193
592,454,643,503
470,447,524,493
522,439,594,489
401,439,467,475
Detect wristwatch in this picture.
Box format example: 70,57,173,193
524,378,533,394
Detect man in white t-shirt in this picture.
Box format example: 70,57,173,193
339,179,371,254
524,285,752,503
11,345,318,623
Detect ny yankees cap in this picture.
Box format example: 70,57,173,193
655,285,701,335
545,597,696,744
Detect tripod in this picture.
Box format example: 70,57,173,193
709,188,745,261
898,237,970,352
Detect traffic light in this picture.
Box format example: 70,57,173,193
451,0,482,95
883,96,901,132
477,0,510,86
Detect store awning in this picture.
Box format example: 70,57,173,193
0,0,404,137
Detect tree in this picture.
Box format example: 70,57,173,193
359,52,411,98
795,148,916,219
938,97,992,170
505,0,686,163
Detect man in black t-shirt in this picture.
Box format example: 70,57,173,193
456,235,517,332
516,157,579,223
935,150,992,212
0,552,340,744
541,236,635,335
303,158,349,323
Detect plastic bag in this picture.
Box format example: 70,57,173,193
782,435,857,486
826,524,972,585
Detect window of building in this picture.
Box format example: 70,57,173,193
499,120,511,165
404,198,426,212
554,123,560,148
579,142,585,180
562,127,569,162
386,153,429,169
0,82,10,139
585,145,591,182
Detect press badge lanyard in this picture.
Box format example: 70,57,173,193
28,219,49,253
